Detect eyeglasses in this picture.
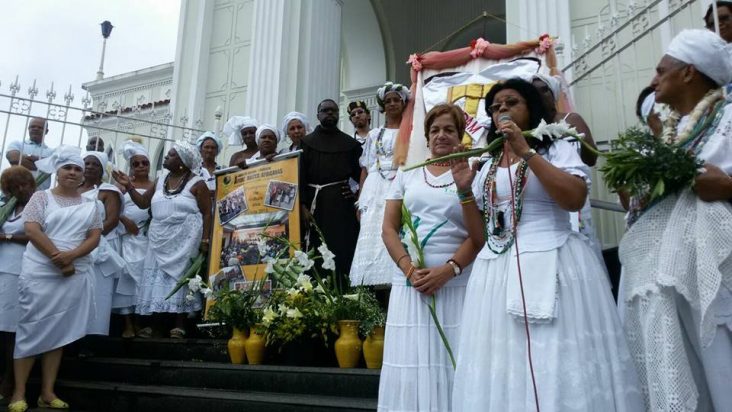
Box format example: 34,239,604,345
132,160,150,167
349,109,367,117
488,97,525,113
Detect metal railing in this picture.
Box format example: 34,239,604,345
0,76,208,173
561,0,703,248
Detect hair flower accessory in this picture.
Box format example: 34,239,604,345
535,34,554,55
469,38,491,59
406,53,423,72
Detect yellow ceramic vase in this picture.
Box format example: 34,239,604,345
228,328,248,364
245,324,266,365
362,325,385,369
335,320,362,368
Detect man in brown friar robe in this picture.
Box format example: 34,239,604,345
300,99,362,290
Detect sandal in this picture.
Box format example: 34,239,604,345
7,400,27,412
136,327,152,339
170,327,186,339
37,397,69,409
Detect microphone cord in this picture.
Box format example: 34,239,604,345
504,141,540,412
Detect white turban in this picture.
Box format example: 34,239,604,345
640,92,656,124
223,116,258,146
35,145,84,174
196,131,223,154
255,124,281,145
83,151,109,179
376,82,410,111
532,73,561,102
280,112,311,138
121,140,149,162
173,140,202,174
666,29,732,86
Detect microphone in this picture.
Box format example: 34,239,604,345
496,114,512,136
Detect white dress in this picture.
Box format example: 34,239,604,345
452,140,643,412
0,210,27,332
115,189,150,314
619,105,732,412
350,127,399,286
15,190,102,358
566,132,603,259
135,175,203,315
83,183,126,336
378,168,471,412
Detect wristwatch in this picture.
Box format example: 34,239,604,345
446,259,462,277
521,148,538,161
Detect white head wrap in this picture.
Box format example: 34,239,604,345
280,112,311,138
255,124,281,146
532,73,561,102
121,140,149,162
640,92,656,124
666,29,732,86
196,131,223,155
173,140,202,174
223,116,259,146
376,82,410,111
83,151,109,179
35,145,85,174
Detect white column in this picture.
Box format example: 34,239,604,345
245,0,342,125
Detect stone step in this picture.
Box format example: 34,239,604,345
60,357,380,399
53,379,377,412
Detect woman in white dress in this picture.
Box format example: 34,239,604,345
450,79,643,412
9,146,102,412
116,141,154,338
379,104,479,411
113,140,211,339
79,151,125,337
246,124,282,164
351,82,410,287
0,167,35,400
280,111,310,152
197,132,223,193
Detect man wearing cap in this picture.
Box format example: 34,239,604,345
619,29,732,411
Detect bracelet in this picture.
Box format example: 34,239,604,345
396,254,410,267
406,265,416,280
460,196,475,205
457,190,474,201
201,239,210,244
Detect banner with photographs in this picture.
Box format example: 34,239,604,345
207,152,301,310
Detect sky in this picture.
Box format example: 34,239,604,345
0,0,180,164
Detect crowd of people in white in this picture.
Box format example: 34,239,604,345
0,4,731,411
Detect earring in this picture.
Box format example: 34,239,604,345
179,165,184,171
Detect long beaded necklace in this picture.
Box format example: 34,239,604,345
163,170,191,198
482,151,530,255
422,166,454,189
374,128,396,180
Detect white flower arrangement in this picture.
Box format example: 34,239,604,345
317,244,336,271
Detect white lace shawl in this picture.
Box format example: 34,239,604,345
619,189,732,411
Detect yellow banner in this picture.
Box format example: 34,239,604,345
208,154,301,295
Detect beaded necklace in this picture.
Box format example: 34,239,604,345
421,166,454,188
481,151,530,255
163,171,191,198
374,128,396,180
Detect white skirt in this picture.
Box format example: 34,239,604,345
0,272,19,332
452,235,644,412
378,277,468,412
135,248,202,315
350,173,397,286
